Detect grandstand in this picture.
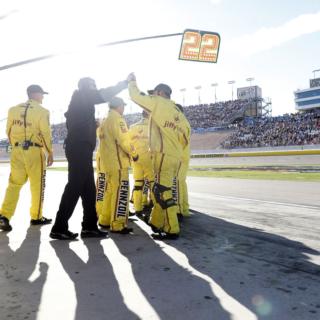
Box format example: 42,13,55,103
222,110,320,149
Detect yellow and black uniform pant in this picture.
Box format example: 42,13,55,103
95,154,107,218
150,153,180,235
98,168,130,231
0,147,46,220
131,153,154,212
176,161,189,216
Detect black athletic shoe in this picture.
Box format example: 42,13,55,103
110,227,133,234
151,232,179,240
149,223,161,233
31,217,52,225
80,229,109,238
143,212,151,224
0,215,12,232
135,211,144,219
49,230,78,240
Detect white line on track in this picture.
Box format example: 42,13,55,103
189,192,320,210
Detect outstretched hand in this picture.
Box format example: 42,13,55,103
47,152,54,167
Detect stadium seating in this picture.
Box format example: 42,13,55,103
222,110,320,149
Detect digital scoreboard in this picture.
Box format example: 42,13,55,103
179,29,221,63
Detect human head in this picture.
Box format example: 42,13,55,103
27,84,48,103
109,96,126,115
78,77,97,91
148,83,172,99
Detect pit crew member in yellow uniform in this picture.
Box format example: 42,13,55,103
127,73,188,240
95,125,107,219
0,85,53,232
98,97,136,234
129,110,154,219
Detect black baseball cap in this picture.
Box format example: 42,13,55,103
148,83,172,97
109,97,126,108
27,84,48,95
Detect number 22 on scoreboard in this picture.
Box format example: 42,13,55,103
179,29,221,63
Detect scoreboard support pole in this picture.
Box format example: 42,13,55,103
0,33,183,72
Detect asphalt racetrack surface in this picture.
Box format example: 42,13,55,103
0,163,319,320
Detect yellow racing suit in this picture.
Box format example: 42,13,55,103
129,117,154,212
128,82,188,235
0,99,52,221
95,126,107,219
97,109,135,231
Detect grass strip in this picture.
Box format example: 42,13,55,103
187,169,320,182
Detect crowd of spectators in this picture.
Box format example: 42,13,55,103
3,101,320,150
222,110,320,149
183,99,249,129
124,113,142,127
51,123,67,144
0,139,8,148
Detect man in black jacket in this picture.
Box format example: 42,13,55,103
50,77,128,240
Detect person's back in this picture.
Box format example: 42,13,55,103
8,101,51,153
129,114,154,216
65,77,128,148
97,97,134,234
148,96,185,159
129,117,149,156
65,89,102,147
0,85,53,232
100,109,131,172
128,77,187,239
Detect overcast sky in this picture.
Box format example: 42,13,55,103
1,0,320,136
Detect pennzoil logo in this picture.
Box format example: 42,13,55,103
116,180,129,217
172,177,178,202
41,170,46,203
96,173,106,202
143,179,150,195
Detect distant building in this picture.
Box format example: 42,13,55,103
237,85,263,117
294,77,320,111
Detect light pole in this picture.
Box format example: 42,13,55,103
246,77,255,100
227,80,235,101
180,88,186,106
194,86,202,105
312,69,320,79
211,83,218,103
246,77,254,87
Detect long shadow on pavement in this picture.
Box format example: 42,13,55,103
112,222,231,320
0,227,48,320
50,238,139,320
168,210,320,320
